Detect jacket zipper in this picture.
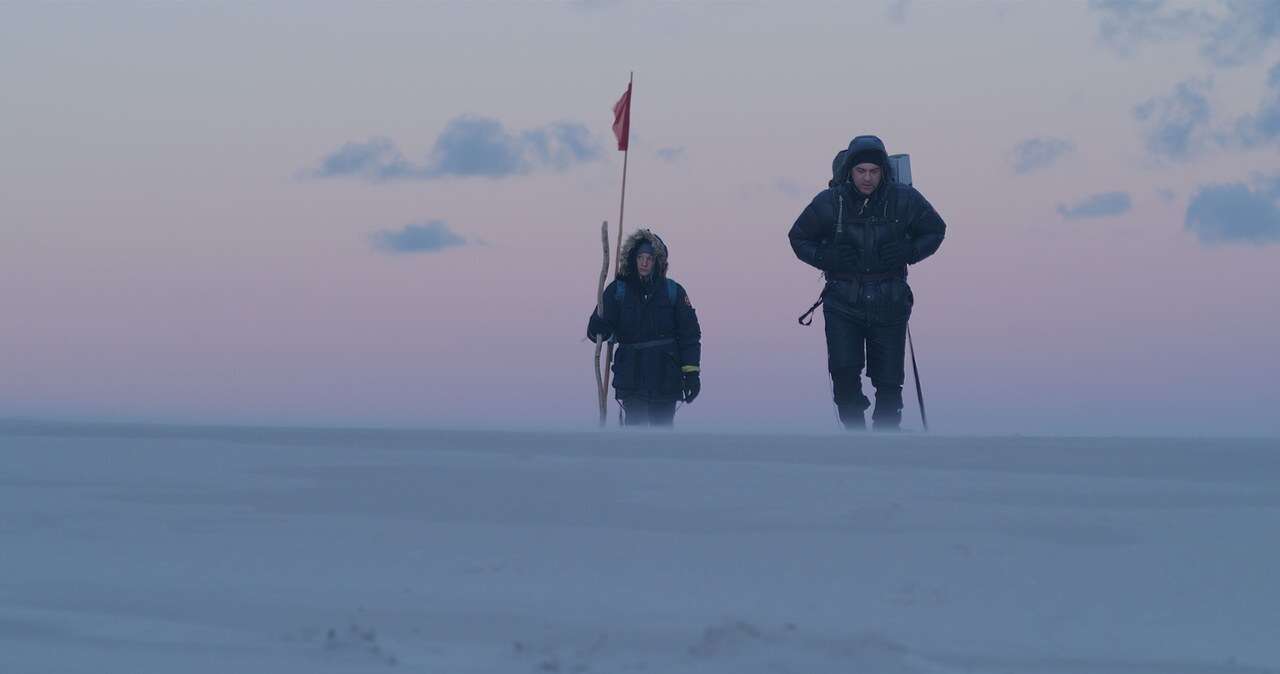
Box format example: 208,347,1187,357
836,194,844,236
861,198,871,272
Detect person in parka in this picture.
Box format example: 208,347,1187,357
586,229,702,426
789,135,946,430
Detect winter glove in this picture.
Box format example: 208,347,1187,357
586,313,613,342
876,238,910,269
681,370,701,403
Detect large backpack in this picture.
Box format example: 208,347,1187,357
830,148,912,187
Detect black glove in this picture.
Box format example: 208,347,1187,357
586,313,613,342
876,238,910,269
681,370,701,403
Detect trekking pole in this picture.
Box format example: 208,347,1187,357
593,221,610,426
907,323,928,432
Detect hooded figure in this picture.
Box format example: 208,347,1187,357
586,229,702,426
788,135,946,430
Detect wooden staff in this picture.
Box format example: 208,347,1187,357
593,221,610,425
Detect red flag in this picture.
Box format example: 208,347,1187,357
612,82,632,152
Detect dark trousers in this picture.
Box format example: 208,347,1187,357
824,306,907,431
619,398,678,427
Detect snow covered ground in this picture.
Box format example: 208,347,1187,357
2,420,1278,673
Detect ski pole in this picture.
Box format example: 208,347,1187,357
907,323,928,432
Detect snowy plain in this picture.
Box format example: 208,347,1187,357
2,420,1278,673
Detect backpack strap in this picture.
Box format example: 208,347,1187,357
614,279,676,304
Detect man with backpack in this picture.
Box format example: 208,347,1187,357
789,135,946,431
586,229,702,427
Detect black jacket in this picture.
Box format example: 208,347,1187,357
589,229,702,401
789,136,946,275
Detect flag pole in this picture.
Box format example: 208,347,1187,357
613,71,632,269
603,72,633,404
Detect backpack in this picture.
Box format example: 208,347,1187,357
615,278,677,304
830,148,912,187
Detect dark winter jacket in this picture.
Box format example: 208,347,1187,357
789,135,946,325
589,229,702,402
790,135,946,276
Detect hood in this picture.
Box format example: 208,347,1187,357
616,228,669,279
834,135,894,188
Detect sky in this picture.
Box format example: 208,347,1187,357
2,1,1278,435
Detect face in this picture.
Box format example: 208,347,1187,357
636,252,655,277
852,162,882,195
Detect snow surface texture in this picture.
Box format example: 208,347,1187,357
2,420,1278,673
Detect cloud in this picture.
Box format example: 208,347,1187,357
518,121,600,172
1133,79,1213,161
425,116,531,178
1010,137,1075,174
1202,0,1280,67
656,147,686,163
888,0,911,23
1090,0,1278,67
1185,180,1280,245
1090,0,1201,55
312,138,415,181
313,116,602,182
773,178,812,199
1126,64,1278,159
1057,191,1133,219
371,221,468,254
1232,62,1280,145
1258,173,1280,197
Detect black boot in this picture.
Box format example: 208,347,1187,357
837,404,867,430
871,385,904,432
832,367,870,431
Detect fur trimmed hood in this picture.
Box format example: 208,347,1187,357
616,228,669,279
